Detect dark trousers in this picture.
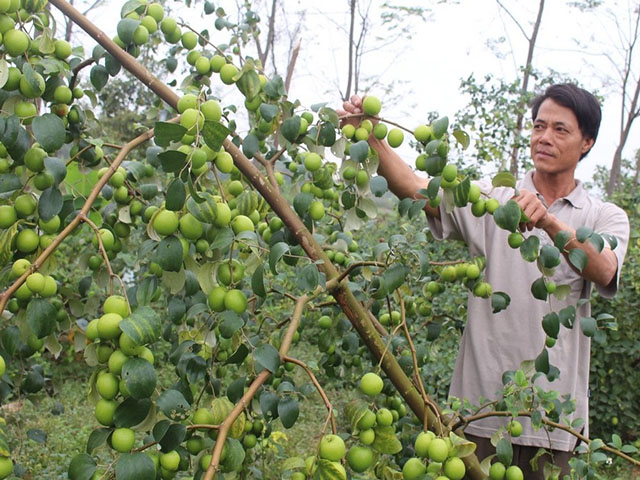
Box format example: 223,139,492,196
464,433,573,480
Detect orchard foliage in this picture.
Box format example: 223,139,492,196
0,1,637,480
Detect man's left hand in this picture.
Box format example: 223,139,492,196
514,189,552,231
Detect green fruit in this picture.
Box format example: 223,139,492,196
319,434,345,461
26,272,44,293
304,152,322,171
16,228,39,253
505,466,524,480
177,93,198,113
104,295,129,318
0,205,17,228
215,151,233,173
160,450,180,471
468,183,481,203
210,54,225,72
108,350,128,375
153,210,180,236
507,420,523,437
376,408,393,426
208,286,226,312
201,99,222,121
95,398,118,426
507,232,524,249
360,428,375,445
111,427,135,452
219,63,238,85
362,95,381,116
360,372,383,396
0,457,13,479
346,445,374,473
231,215,254,234
373,123,387,139
387,128,404,148
179,213,204,240
0,356,6,377
181,31,197,49
97,313,123,340
471,199,486,217
3,28,29,56
19,71,45,98
146,2,164,21
414,431,435,457
357,409,376,430
489,462,506,480
443,457,465,480
53,85,73,104
427,438,449,463
402,457,426,480
485,198,500,214
15,194,36,217
180,107,204,134
442,164,457,182
309,201,325,221
414,124,432,143
24,146,46,172
39,215,60,234
224,289,247,314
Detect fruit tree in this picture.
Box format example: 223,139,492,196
0,1,638,480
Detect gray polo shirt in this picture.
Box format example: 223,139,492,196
427,170,629,451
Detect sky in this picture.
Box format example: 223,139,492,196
79,0,640,185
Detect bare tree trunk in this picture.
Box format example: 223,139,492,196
631,149,640,191
258,0,277,68
505,0,545,176
606,7,640,196
284,38,301,93
344,0,356,100
65,0,74,41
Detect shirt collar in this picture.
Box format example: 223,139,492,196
520,170,587,209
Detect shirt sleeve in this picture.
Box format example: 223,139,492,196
593,202,630,298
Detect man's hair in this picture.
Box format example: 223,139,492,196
531,83,601,160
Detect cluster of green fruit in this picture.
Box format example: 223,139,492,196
424,257,492,299
0,191,61,251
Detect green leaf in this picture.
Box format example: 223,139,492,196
32,114,66,152
68,453,96,480
89,64,108,91
263,74,285,98
278,396,299,428
114,397,152,427
496,437,513,466
382,264,409,293
602,233,618,250
349,140,369,163
242,133,259,158
554,230,572,251
219,311,244,338
370,176,388,197
44,157,67,187
568,249,588,272
269,242,290,274
165,178,186,211
154,122,187,147
157,389,190,419
202,121,230,151
86,428,111,454
318,122,336,147
0,59,8,89
431,116,449,138
155,236,183,272
158,423,186,452
122,357,157,399
117,18,140,44
542,312,560,339
115,453,156,480
27,428,47,443
587,232,604,253
211,228,234,249
540,245,561,269
298,263,319,291
530,277,548,301
408,199,426,219
281,117,302,143
223,438,246,472
38,186,63,221
186,192,218,224
0,173,22,198
235,69,261,100
580,316,597,337
136,277,158,306
157,150,187,173
535,348,550,374
26,298,56,339
260,103,279,122
575,226,593,243
372,425,402,454
293,192,313,216
227,376,246,403
119,306,161,345
453,128,470,149
251,264,266,297
104,53,121,76
344,399,369,431
313,458,348,480
453,177,471,207
520,235,540,262
491,292,511,313
558,306,576,328
260,391,279,419
254,344,280,373
491,171,517,188
493,200,521,232
226,344,249,365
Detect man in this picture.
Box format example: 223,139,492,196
340,84,629,478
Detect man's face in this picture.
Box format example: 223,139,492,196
530,98,594,176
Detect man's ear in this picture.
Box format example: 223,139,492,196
582,137,595,155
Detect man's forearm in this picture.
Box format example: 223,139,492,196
542,214,618,287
